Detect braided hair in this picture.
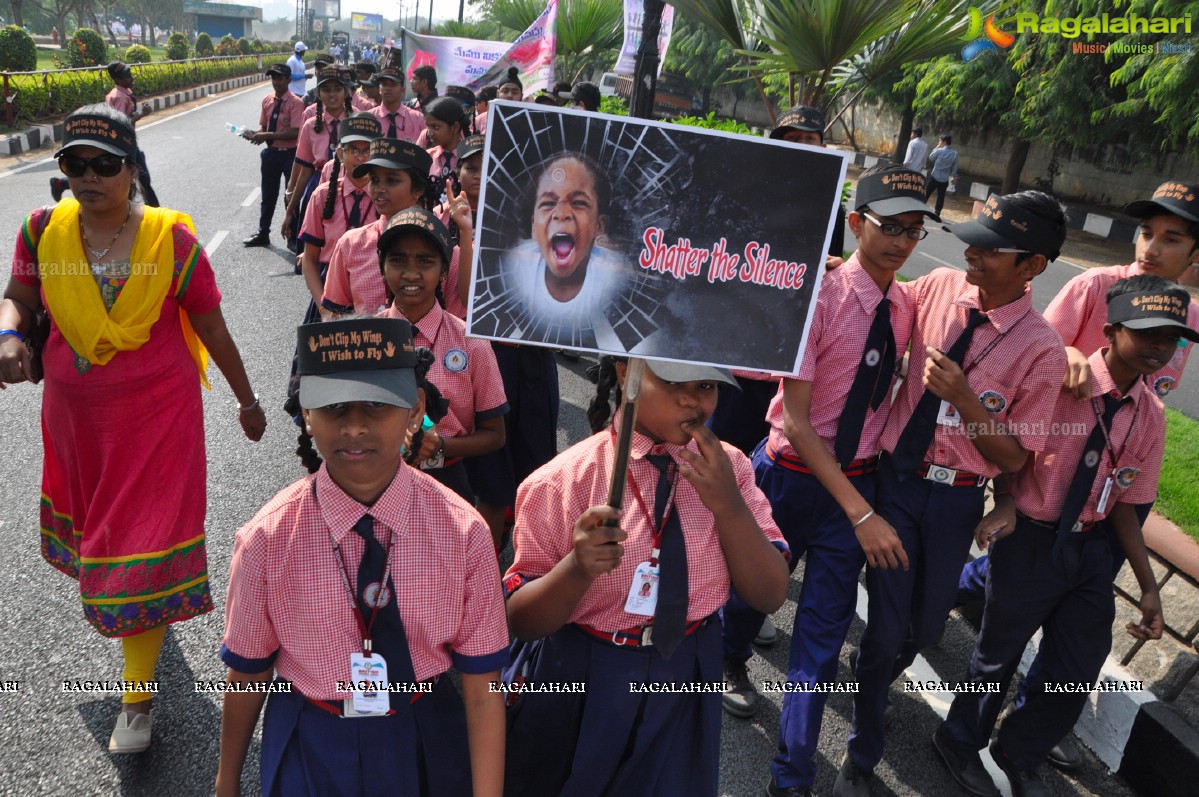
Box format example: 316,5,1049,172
283,346,449,474
321,155,343,220
586,355,627,433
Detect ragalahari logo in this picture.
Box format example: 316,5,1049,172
961,8,1016,61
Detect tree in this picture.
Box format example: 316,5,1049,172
664,14,745,115
486,0,622,82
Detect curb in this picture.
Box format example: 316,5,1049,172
846,151,1140,245
1119,700,1199,795
0,73,267,156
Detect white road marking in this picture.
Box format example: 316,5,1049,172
242,187,261,207
206,230,228,256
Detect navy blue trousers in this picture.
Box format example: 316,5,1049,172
848,454,986,771
724,445,873,789
259,147,295,236
944,518,1116,771
707,377,778,455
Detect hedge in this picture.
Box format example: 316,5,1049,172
124,44,152,64
66,28,107,68
4,56,262,126
165,32,190,61
0,25,37,72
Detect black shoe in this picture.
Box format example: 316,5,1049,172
832,754,872,797
931,724,999,797
243,232,270,247
765,776,815,797
1046,734,1082,771
753,616,778,647
50,177,68,202
989,739,1051,797
722,658,759,718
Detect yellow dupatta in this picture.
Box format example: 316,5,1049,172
38,199,210,387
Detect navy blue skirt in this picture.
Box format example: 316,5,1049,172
504,620,722,797
261,678,471,797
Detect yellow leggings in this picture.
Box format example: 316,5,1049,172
121,626,166,705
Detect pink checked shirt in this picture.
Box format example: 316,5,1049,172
1012,349,1164,524
105,85,134,117
299,176,378,263
258,91,305,149
504,421,787,632
379,302,507,439
427,145,457,181
1044,263,1199,398
352,91,377,111
295,110,348,171
767,253,915,461
221,465,509,698
370,103,427,143
878,267,1067,477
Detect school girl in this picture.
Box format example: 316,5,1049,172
502,357,790,796
375,207,507,502
837,191,1069,797
424,96,468,194
933,275,1189,797
281,67,354,248
215,316,508,797
297,113,380,320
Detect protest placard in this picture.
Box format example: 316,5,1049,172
466,102,849,374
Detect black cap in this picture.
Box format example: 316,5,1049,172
1108,289,1199,342
943,194,1066,260
340,112,382,144
377,207,453,265
1124,181,1199,224
533,92,560,106
316,66,348,88
444,85,476,106
558,81,600,111
107,61,131,80
456,133,485,161
856,168,938,220
296,317,420,409
265,63,290,78
376,66,404,84
355,61,377,75
352,137,433,178
771,105,825,139
54,112,137,160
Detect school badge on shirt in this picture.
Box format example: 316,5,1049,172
978,390,1007,413
444,348,468,372
1153,375,1175,397
1115,467,1140,489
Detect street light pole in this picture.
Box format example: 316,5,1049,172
629,0,664,120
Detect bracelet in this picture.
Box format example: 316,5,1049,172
238,393,261,413
0,328,25,342
853,510,875,528
435,435,446,457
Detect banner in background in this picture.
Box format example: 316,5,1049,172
467,102,848,373
399,29,511,89
463,0,558,94
613,0,675,76
351,12,383,31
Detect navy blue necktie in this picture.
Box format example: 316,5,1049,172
835,294,895,469
646,454,687,660
327,118,340,160
1054,394,1125,560
352,514,416,707
348,190,364,228
268,97,282,133
387,112,398,138
891,308,989,474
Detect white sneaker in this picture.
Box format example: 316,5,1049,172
108,711,152,754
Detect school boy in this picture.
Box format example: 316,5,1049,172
215,316,508,797
723,164,937,797
933,275,1189,797
103,60,158,206
244,64,305,247
836,192,1069,797
370,67,427,143
954,181,1199,770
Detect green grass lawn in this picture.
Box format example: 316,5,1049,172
33,45,168,72
1158,406,1199,542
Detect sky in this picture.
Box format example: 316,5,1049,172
256,0,478,27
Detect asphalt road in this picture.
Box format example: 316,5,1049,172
0,85,1145,796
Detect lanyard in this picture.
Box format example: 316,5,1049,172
1091,392,1141,475
620,452,679,567
961,307,1030,376
313,482,395,655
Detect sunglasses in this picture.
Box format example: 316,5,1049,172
58,153,128,178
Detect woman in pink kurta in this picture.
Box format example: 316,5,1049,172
0,104,266,755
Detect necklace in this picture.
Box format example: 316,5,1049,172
81,206,132,273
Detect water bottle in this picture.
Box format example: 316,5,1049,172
225,122,249,138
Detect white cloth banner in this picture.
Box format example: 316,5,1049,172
613,0,675,76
